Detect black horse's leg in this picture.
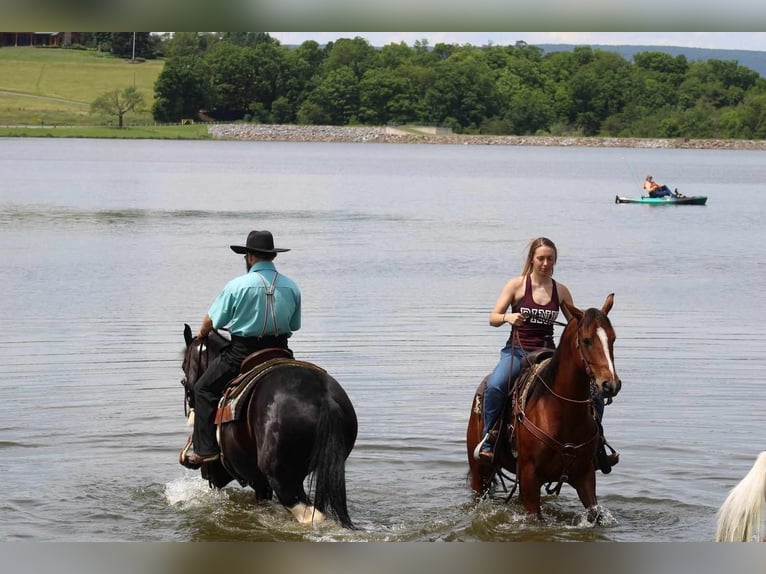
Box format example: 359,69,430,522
248,472,273,501
269,476,323,525
256,417,320,522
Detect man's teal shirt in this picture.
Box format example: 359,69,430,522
208,261,301,337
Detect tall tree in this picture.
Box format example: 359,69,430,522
220,32,277,47
90,86,145,128
322,37,379,79
163,32,208,58
110,33,154,59
306,66,360,124
205,42,255,118
152,55,212,122
359,67,418,125
248,42,290,113
422,48,499,131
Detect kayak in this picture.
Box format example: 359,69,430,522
614,194,707,206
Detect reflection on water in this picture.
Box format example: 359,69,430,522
0,138,765,541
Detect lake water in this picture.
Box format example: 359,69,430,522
1,137,765,542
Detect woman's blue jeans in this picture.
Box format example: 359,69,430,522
482,343,527,441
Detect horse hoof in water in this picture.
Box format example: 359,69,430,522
587,505,603,524
289,503,326,526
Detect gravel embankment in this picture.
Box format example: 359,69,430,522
208,123,766,150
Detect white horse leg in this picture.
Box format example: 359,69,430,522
716,451,766,542
288,502,326,526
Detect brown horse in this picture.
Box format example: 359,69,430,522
180,324,358,528
466,294,621,523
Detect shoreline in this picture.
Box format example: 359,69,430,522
208,124,766,150
1,123,765,150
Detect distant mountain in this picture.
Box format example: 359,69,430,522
283,40,766,78
536,44,766,77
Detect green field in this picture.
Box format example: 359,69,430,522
0,125,211,139
0,47,164,127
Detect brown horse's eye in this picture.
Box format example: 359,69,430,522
582,338,593,347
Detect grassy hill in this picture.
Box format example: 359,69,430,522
3,42,764,129
0,47,164,126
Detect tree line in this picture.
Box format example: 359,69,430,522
97,33,766,139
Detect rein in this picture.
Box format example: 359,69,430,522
513,316,600,491
532,367,593,404
529,321,594,405
507,314,567,387
530,329,595,404
182,336,207,417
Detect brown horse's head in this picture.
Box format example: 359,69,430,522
561,293,621,400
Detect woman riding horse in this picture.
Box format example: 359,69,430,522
467,294,621,523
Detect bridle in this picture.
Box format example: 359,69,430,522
181,336,207,418
513,314,608,491
533,317,602,404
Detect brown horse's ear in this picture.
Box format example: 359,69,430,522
184,323,193,347
561,299,582,322
601,293,615,315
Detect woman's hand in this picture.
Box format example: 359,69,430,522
504,312,525,327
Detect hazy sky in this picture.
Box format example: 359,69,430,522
270,32,766,51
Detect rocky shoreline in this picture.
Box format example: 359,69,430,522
208,123,766,150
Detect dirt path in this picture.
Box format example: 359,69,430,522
0,89,88,106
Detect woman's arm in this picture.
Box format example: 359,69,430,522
557,282,575,322
489,276,525,327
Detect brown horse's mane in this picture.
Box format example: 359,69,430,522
526,356,556,404
526,307,605,403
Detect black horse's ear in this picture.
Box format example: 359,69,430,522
184,323,193,346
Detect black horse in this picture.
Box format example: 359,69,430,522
180,324,358,528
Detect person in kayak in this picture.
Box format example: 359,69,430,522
643,175,679,198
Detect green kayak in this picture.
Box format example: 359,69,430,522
615,194,707,206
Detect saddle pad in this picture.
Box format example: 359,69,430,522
516,357,551,414
215,358,326,424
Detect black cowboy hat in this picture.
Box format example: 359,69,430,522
230,230,290,254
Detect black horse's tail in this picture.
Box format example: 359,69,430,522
308,390,354,529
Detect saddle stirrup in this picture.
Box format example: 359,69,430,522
473,433,490,461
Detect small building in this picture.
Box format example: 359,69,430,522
0,33,80,47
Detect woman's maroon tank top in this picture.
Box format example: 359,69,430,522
510,275,560,350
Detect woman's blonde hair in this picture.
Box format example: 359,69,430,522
521,237,558,276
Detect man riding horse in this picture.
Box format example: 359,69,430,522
181,230,301,468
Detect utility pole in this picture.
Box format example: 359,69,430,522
132,32,136,62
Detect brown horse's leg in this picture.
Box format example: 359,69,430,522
466,390,494,494
518,461,543,518
573,472,601,523
468,459,494,494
